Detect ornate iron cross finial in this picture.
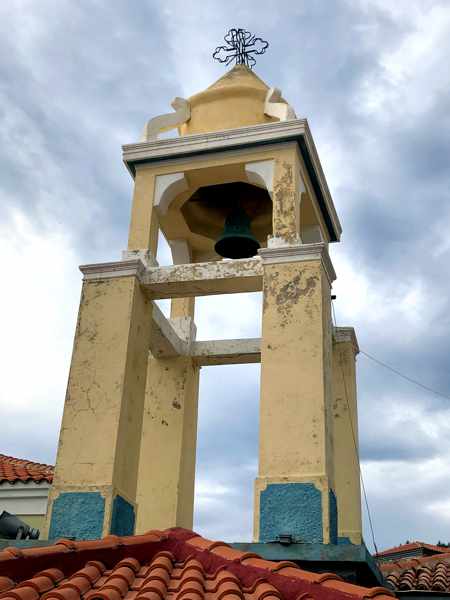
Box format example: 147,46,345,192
213,28,269,69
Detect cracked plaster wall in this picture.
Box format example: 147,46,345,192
46,275,152,536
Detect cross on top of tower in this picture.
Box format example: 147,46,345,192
213,28,269,69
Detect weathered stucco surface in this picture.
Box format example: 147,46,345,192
256,255,336,543
45,274,152,537
135,354,199,532
332,334,362,544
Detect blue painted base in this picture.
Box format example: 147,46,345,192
338,536,353,545
49,492,105,540
259,483,339,544
110,495,135,536
260,483,323,543
329,489,338,544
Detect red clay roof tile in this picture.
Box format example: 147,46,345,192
0,528,395,600
381,551,450,592
0,455,53,485
375,542,448,558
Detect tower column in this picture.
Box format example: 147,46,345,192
255,243,337,544
135,296,200,533
45,265,152,539
332,328,362,544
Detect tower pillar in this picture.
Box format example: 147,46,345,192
332,328,362,544
135,296,200,533
255,243,337,544
45,267,152,539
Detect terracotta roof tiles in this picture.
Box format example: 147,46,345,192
381,550,450,592
0,529,395,600
0,454,54,484
375,542,448,559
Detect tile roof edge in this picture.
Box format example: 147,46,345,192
0,527,397,600
380,552,450,574
172,529,397,600
376,543,449,557
0,531,167,581
0,453,54,484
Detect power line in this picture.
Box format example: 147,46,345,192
359,350,450,402
332,302,379,555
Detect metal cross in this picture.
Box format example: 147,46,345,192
213,28,269,69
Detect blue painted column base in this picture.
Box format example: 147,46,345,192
259,483,338,544
49,492,105,540
110,495,135,536
49,492,136,540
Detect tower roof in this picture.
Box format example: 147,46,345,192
179,65,280,136
204,64,269,93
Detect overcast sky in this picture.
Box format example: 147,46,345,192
1,0,450,552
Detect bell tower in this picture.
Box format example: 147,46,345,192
45,32,362,546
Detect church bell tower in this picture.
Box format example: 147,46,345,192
45,32,362,546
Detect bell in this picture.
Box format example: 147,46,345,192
215,206,261,259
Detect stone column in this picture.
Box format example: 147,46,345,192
255,243,337,544
332,327,362,544
45,263,152,539
135,296,200,533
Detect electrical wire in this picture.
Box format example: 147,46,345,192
359,350,450,402
332,302,380,555
332,300,450,556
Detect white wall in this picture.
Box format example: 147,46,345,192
0,481,50,516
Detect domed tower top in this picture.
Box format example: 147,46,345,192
179,64,280,136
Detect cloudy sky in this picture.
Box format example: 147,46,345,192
1,0,450,552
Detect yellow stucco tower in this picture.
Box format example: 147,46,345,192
45,58,362,545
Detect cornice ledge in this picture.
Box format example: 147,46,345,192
333,326,359,354
80,259,146,281
258,242,336,283
122,119,308,166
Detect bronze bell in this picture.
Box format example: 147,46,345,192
214,206,260,259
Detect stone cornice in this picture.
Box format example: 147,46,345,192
258,242,336,284
333,326,359,354
80,259,145,281
122,119,341,243
123,119,308,166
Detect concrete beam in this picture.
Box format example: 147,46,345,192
142,258,263,299
149,305,261,365
150,303,189,358
192,338,261,366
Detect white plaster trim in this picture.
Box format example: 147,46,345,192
123,119,341,242
80,259,146,281
258,242,336,284
124,119,308,164
121,249,158,267
154,172,189,215
333,326,359,355
245,160,274,195
168,239,191,265
264,87,297,121
140,97,190,142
